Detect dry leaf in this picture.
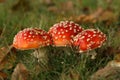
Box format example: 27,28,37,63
69,69,81,80
0,45,12,62
113,54,120,63
42,0,54,6
48,1,74,14
90,60,120,80
60,69,81,80
48,6,58,13
11,0,31,12
0,28,2,36
70,7,117,25
11,63,30,80
73,8,103,24
0,45,16,70
61,1,74,11
0,71,7,79
0,0,5,3
106,0,113,4
43,0,53,4
98,10,117,25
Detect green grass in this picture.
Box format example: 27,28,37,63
0,0,120,80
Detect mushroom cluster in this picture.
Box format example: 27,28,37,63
12,21,107,59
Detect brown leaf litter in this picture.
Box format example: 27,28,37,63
11,63,30,80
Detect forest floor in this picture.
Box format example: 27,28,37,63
0,0,120,80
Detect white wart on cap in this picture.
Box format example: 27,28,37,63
13,28,52,50
48,21,84,46
73,29,107,52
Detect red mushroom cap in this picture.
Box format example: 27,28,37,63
73,29,107,52
48,21,84,46
13,28,52,50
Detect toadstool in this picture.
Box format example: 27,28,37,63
73,29,107,53
13,28,52,62
48,21,84,47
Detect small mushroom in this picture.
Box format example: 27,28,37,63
13,28,52,62
73,29,107,53
48,21,84,47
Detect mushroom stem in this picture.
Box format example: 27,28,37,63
81,54,88,68
57,46,73,56
33,47,49,64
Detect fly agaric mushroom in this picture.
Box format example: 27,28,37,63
73,29,107,53
48,21,84,46
13,28,52,62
